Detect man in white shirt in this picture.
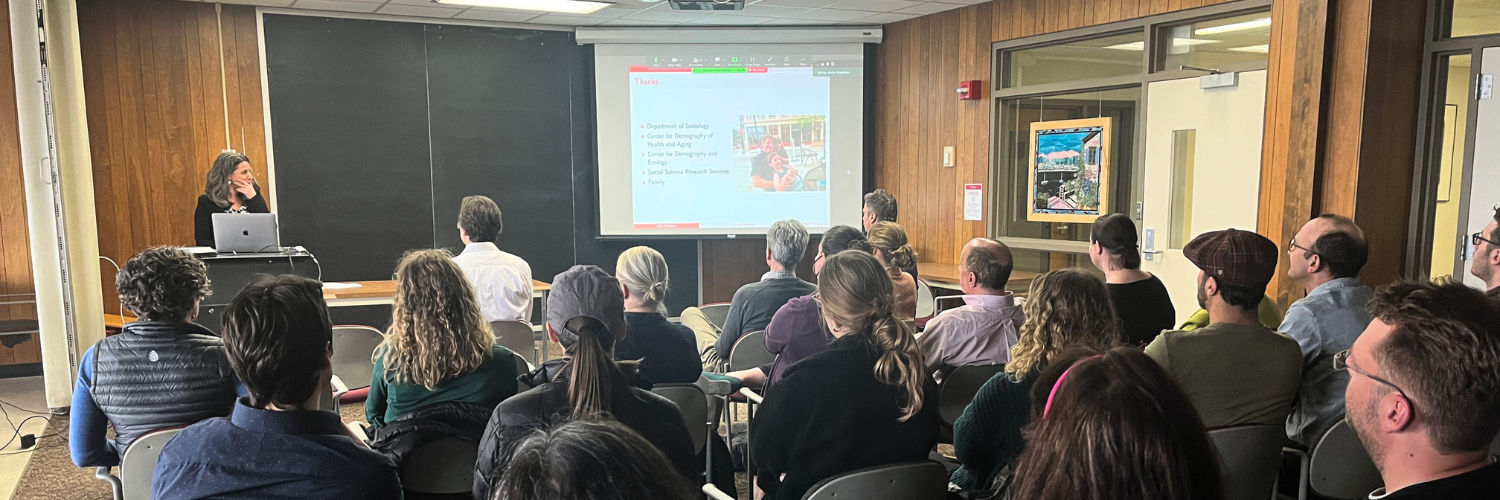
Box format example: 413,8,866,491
452,195,533,324
917,238,1024,382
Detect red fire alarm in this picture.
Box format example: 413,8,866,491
957,80,983,100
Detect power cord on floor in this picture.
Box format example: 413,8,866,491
0,397,58,455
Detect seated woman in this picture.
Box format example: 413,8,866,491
750,250,940,500
949,268,1123,492
365,249,519,430
70,246,241,468
1089,213,1175,346
473,265,696,500
614,246,701,386
1009,347,1222,500
193,152,270,248
495,420,699,500
866,221,919,320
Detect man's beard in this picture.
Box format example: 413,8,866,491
1196,275,1208,310
1348,394,1387,473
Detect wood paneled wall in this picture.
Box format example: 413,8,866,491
0,1,42,366
874,0,1240,266
78,0,268,314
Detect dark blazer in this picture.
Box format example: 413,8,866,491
751,334,941,500
194,190,269,247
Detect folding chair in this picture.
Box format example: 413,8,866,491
914,279,937,329
1207,425,1285,500
491,321,539,367
653,383,714,486
514,352,534,391
1282,419,1382,500
401,437,479,496
698,303,732,330
937,364,1005,444
802,461,948,500
95,428,183,500
332,325,384,404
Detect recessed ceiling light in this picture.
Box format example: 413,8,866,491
1105,41,1145,51
1194,17,1271,35
1228,44,1270,53
1104,38,1217,51
436,0,614,14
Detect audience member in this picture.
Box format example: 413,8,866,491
493,420,699,500
949,269,1122,491
863,189,917,279
1346,280,1500,498
70,247,240,468
916,238,1024,382
1089,213,1175,346
365,249,519,429
701,219,816,363
473,265,695,500
614,246,701,386
1281,214,1372,448
453,195,534,324
1145,229,1302,429
751,250,939,500
866,221,919,320
1470,206,1500,306
763,225,870,387
1009,348,1224,500
152,275,400,499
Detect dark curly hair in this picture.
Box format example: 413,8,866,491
116,246,211,321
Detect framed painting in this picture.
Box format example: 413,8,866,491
1027,117,1112,223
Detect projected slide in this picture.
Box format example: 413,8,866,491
595,44,866,237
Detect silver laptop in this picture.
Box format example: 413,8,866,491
212,213,281,253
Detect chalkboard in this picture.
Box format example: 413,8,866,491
263,15,700,315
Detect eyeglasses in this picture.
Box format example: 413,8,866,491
1288,237,1318,257
1334,349,1411,402
1473,232,1500,249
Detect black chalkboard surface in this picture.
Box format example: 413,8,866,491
264,15,699,315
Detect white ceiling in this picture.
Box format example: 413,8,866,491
190,0,975,27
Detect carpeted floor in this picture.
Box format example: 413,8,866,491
12,418,112,500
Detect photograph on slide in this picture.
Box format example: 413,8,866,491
1027,117,1112,223
733,115,828,193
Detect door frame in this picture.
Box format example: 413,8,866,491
1406,0,1500,279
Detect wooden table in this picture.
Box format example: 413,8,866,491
916,262,1040,291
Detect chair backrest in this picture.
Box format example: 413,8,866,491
332,326,384,390
514,352,534,392
121,428,183,500
491,321,537,367
1208,425,1286,500
652,384,709,453
938,364,1006,426
1309,419,1383,500
401,437,480,494
802,461,948,500
698,303,732,330
728,331,774,372
915,279,936,319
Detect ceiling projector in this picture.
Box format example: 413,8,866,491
668,0,744,10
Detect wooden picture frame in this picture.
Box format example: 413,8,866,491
1026,117,1112,223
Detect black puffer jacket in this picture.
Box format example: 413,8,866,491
369,401,493,471
91,321,238,455
471,363,697,500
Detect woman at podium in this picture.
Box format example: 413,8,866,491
194,152,270,247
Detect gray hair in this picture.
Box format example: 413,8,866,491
205,152,251,208
767,219,810,269
616,246,670,314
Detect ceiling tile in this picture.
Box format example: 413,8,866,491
376,3,466,17
214,0,298,7
734,4,811,17
893,1,962,14
451,8,544,21
685,13,774,24
292,0,384,12
621,8,712,21
529,13,610,24
851,11,916,23
793,8,876,21
752,0,844,9
824,0,919,12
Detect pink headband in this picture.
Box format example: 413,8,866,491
1043,354,1103,418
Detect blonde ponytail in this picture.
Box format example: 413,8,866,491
867,222,918,273
818,250,928,422
615,246,671,315
868,313,926,421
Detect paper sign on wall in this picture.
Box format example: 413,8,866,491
964,184,983,221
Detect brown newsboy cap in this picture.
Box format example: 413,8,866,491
1183,229,1279,290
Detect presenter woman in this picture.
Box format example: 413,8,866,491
194,152,269,247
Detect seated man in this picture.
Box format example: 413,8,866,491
1282,214,1373,448
1145,229,1302,429
1347,280,1500,498
70,247,240,468
861,189,917,280
916,238,1024,383
453,195,534,324
152,275,401,499
1469,206,1500,307
706,220,816,366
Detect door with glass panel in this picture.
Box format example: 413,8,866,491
1138,70,1268,324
